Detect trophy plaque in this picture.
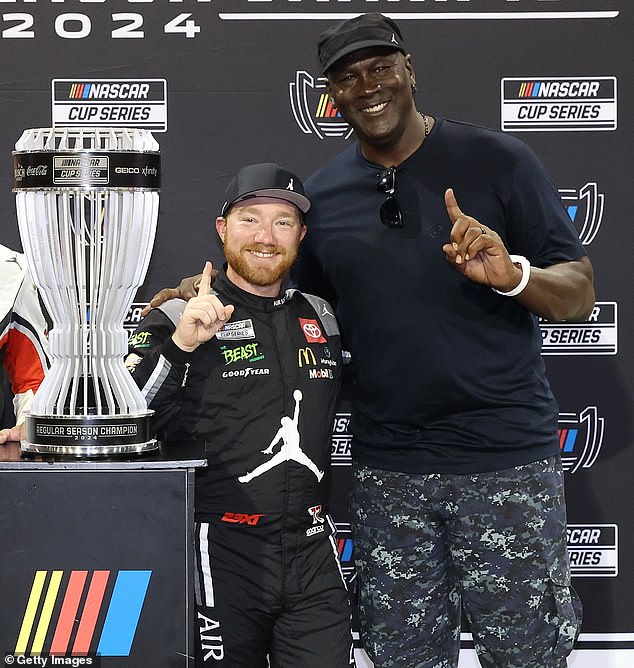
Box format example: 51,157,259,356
13,127,160,456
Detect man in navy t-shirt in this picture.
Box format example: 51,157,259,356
292,12,594,668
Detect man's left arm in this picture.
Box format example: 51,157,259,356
512,256,594,322
443,188,595,323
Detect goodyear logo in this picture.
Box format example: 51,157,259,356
501,76,617,131
14,570,151,657
52,79,167,131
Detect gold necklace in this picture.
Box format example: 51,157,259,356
419,111,430,138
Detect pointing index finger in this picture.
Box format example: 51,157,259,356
197,261,213,296
444,188,464,225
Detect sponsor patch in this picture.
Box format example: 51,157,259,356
216,318,256,340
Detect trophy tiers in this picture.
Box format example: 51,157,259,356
13,127,161,456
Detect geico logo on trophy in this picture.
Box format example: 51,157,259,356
115,166,140,174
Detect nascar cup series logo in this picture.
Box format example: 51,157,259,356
290,71,353,140
501,77,617,131
52,79,168,131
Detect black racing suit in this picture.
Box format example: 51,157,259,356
127,269,353,668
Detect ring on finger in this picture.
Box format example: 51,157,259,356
479,227,487,235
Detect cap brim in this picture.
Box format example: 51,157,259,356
322,41,405,74
225,189,311,215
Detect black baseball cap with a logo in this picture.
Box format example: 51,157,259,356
221,163,311,216
317,13,407,75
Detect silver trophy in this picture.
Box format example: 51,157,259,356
13,127,160,456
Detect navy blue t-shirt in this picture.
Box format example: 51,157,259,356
293,118,587,474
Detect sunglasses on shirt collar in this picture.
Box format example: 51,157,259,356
376,166,403,228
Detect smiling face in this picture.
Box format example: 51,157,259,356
216,197,306,297
327,47,420,163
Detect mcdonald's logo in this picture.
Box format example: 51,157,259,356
297,347,317,367
14,569,151,657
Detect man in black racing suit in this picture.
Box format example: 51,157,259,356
126,163,354,668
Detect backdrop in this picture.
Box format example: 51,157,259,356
1,2,631,666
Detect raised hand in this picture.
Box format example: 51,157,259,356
441,188,521,291
171,262,234,352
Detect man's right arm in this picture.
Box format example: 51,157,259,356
142,273,203,316
126,302,192,436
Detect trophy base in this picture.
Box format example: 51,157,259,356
22,413,159,458
20,440,158,457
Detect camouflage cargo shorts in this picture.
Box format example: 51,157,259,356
351,456,582,668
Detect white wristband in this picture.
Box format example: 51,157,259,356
492,255,531,297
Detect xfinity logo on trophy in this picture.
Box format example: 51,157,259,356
567,524,618,577
541,302,617,355
290,71,353,140
558,407,604,474
52,79,168,131
501,77,617,131
559,182,604,245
